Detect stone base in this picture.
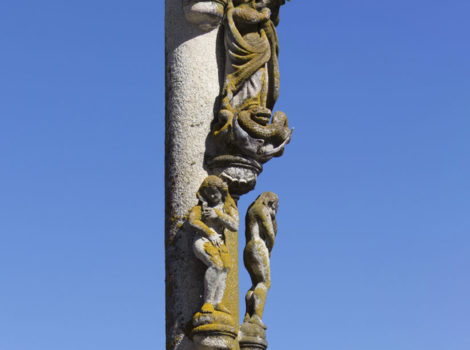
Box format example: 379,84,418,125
191,311,238,350
238,322,267,350
193,332,238,350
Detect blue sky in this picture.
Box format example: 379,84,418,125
1,1,469,349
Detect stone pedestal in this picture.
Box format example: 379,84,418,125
239,322,268,350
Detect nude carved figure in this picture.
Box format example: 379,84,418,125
243,191,279,328
188,175,239,315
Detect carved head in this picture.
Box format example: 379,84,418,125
197,175,230,207
257,191,279,216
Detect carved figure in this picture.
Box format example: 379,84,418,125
180,2,292,348
243,192,278,328
188,176,239,315
213,0,292,161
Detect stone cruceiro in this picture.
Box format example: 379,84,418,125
166,1,292,349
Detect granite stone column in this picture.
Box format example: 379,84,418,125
165,1,239,349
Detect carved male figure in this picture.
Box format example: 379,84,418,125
188,176,239,315
243,191,279,328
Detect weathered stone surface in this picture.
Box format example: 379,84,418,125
207,155,263,197
188,176,240,349
239,321,268,350
239,192,279,349
166,1,228,349
166,1,291,349
207,0,293,168
183,0,226,31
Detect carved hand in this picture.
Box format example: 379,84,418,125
209,233,223,247
203,207,218,220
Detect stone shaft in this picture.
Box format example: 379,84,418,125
165,1,238,349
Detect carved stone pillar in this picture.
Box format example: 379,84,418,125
166,1,292,349
165,1,234,349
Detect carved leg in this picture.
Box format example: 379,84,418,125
194,238,226,312
214,269,230,313
240,238,272,350
251,281,270,329
192,241,238,349
244,289,255,321
203,266,222,312
243,239,271,324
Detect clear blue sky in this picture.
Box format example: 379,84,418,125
1,1,469,349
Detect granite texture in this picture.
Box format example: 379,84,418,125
165,1,228,349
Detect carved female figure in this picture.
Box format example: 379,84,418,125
188,176,239,315
243,191,279,329
213,0,292,161
218,0,272,118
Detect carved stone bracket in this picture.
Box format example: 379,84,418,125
207,155,263,198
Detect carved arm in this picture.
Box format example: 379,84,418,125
231,4,271,25
260,209,276,252
214,206,239,232
188,206,218,238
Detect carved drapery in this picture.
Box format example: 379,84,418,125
205,0,292,197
